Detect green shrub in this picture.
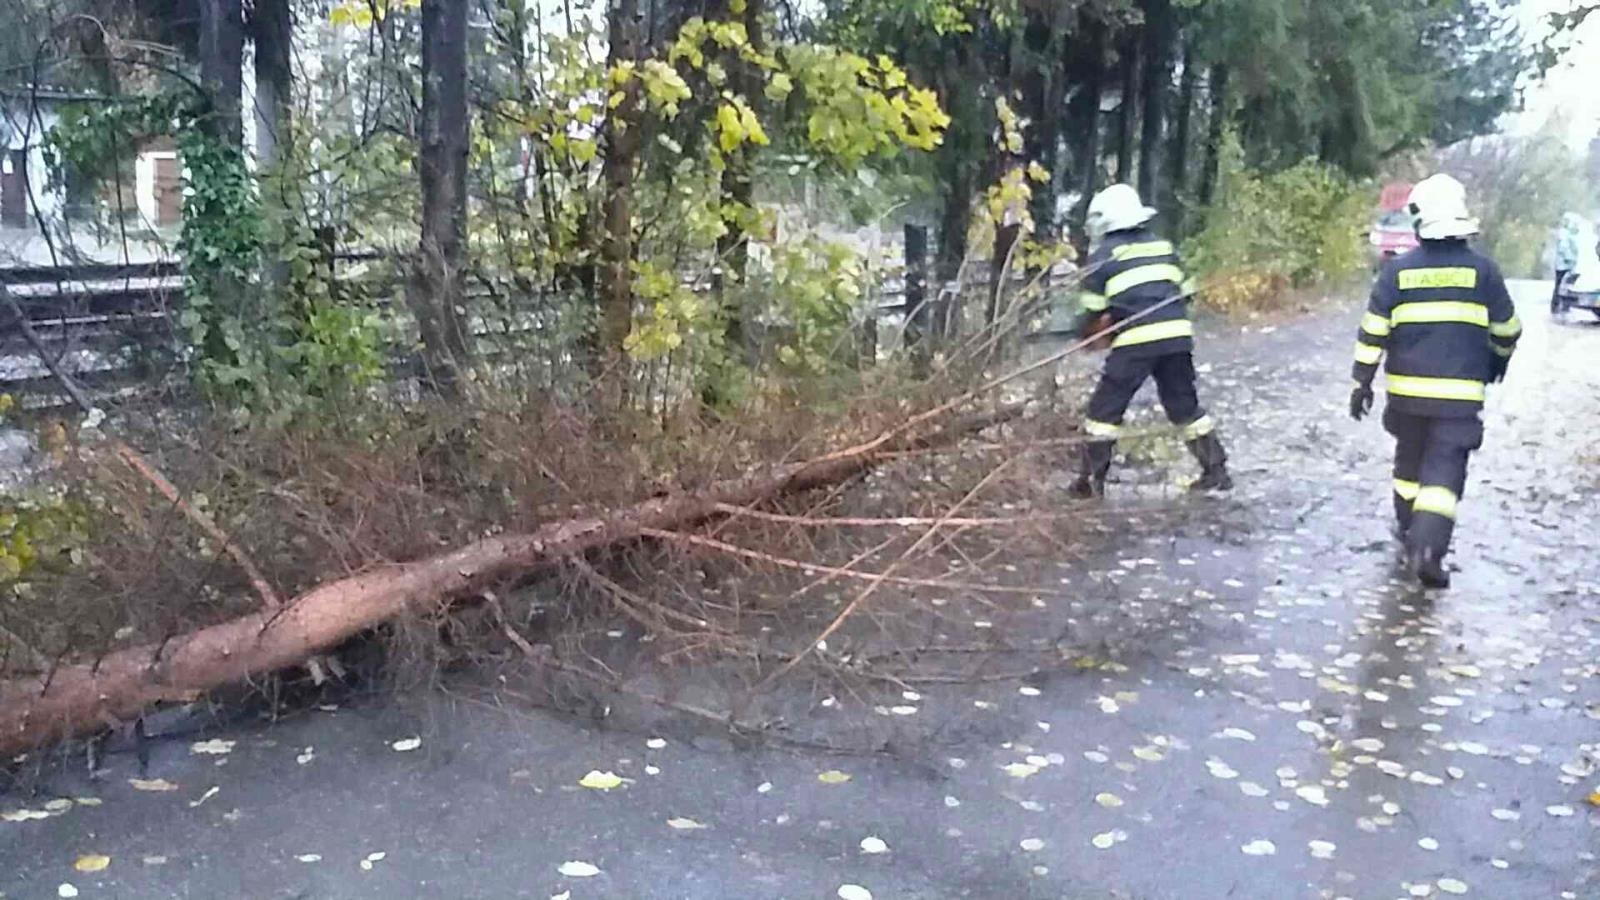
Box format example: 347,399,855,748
1184,132,1370,310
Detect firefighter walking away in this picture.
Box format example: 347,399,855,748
1350,173,1521,589
1069,184,1231,498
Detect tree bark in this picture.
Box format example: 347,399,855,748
250,0,292,170
1165,36,1196,234
0,409,1017,755
1070,20,1107,249
407,0,476,395
714,0,762,368
1114,34,1140,186
597,0,644,375
1199,64,1230,209
198,0,245,148
251,0,294,292
1136,0,1171,203
1025,8,1068,240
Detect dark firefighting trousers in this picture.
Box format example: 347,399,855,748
1384,408,1483,558
1079,350,1226,481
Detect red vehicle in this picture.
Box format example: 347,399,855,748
1370,182,1420,263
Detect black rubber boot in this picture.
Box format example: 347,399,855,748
1069,441,1114,499
1186,433,1233,492
1411,546,1451,589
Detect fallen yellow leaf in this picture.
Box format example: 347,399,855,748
1588,791,1600,807
578,770,624,790
817,770,852,784
128,779,177,792
73,855,110,873
666,817,708,830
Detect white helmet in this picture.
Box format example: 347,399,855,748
1086,183,1157,238
1408,174,1479,241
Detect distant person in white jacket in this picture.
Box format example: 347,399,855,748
1553,212,1584,314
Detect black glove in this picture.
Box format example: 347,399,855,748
1350,385,1374,421
1490,356,1509,384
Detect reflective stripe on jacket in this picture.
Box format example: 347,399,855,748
1078,227,1195,357
1352,240,1521,417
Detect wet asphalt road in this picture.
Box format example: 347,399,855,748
3,281,1598,900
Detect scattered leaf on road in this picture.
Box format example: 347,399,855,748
559,861,601,878
1095,792,1123,809
1241,839,1276,856
57,884,78,898
391,737,422,752
1437,877,1468,894
129,778,177,792
1020,838,1045,852
1001,762,1039,778
295,854,322,863
667,817,708,831
646,738,667,749
1308,840,1336,860
190,739,235,755
859,836,888,854
73,855,110,873
818,770,852,785
579,770,625,790
189,786,220,808
837,886,873,900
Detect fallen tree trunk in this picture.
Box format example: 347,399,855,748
0,409,1017,756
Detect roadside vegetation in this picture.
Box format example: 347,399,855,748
0,0,1574,755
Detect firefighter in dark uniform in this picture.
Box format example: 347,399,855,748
1350,174,1522,588
1069,184,1232,498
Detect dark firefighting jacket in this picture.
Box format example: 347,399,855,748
1078,227,1196,358
1353,239,1521,418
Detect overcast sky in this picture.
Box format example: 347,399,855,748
1512,0,1600,149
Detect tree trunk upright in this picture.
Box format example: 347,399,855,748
407,0,475,394
1136,0,1172,203
1165,36,1197,234
1114,32,1139,186
198,0,245,148
1199,64,1230,209
597,0,644,376
1070,19,1107,250
251,0,294,292
714,0,763,369
1025,7,1068,241
250,0,292,169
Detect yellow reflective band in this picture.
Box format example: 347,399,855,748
1413,486,1459,519
1354,342,1383,365
1391,301,1488,328
1494,344,1514,358
1392,479,1421,501
1361,313,1392,337
1397,267,1478,291
1112,240,1175,261
1084,419,1121,438
1489,316,1522,338
1385,375,1485,402
1080,292,1109,312
1112,318,1195,348
1106,263,1185,299
1181,415,1215,439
